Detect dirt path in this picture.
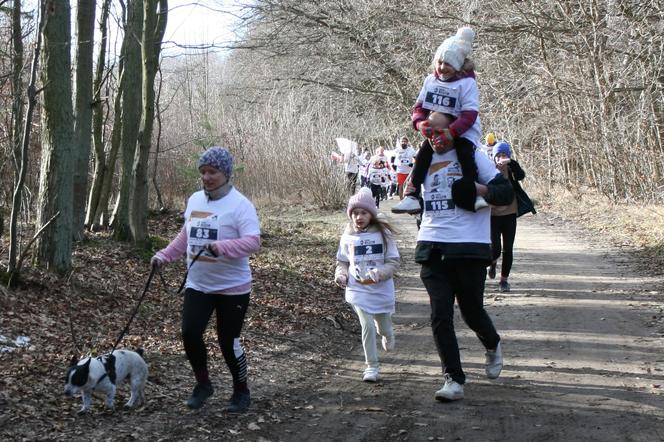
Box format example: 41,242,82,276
4,203,663,441
253,202,664,441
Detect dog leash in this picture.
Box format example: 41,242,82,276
176,248,206,294
109,247,206,354
110,265,166,353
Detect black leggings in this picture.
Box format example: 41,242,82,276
406,138,478,197
491,214,517,278
370,184,382,208
182,289,249,387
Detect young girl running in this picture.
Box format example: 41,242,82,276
367,158,389,208
393,26,487,215
334,187,400,382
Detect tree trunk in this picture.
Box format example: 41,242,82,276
36,0,75,274
85,0,111,230
7,1,44,274
113,0,143,241
128,0,167,246
94,70,125,228
72,0,97,240
10,0,24,179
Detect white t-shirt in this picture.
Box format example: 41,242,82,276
394,146,417,174
417,149,499,244
336,229,399,314
416,74,482,146
344,151,360,174
184,188,261,293
368,167,388,186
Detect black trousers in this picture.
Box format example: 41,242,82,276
182,289,250,386
406,138,478,197
346,172,358,194
370,184,382,207
491,214,517,278
420,255,500,385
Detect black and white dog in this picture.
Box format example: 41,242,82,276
64,349,148,414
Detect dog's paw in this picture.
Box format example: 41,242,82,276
77,408,91,415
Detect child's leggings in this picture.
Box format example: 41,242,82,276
370,184,382,207
406,138,478,197
352,304,394,369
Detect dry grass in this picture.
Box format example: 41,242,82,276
531,185,664,274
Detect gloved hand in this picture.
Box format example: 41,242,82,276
150,255,164,269
416,120,434,138
432,128,454,150
334,274,348,288
204,243,219,257
368,267,388,283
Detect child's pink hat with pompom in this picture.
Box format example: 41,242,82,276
347,187,378,218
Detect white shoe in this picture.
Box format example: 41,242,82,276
485,341,503,379
381,335,395,352
391,196,421,214
363,367,379,382
434,374,464,401
474,196,489,210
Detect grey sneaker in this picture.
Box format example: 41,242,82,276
225,390,250,413
434,374,464,402
186,383,213,409
363,367,380,382
485,341,503,379
499,281,511,292
391,196,421,214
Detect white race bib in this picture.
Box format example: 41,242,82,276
422,84,460,114
186,212,220,256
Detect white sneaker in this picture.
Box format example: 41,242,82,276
485,341,503,379
391,196,421,214
434,374,464,402
381,334,395,352
474,196,489,210
363,367,379,382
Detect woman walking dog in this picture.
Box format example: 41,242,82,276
152,147,261,413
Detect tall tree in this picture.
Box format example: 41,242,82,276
85,0,112,230
35,0,74,274
72,0,97,240
128,0,167,246
113,0,143,241
10,0,24,179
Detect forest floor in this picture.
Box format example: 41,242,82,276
1,193,663,441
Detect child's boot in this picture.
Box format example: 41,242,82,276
391,195,421,214
474,195,488,210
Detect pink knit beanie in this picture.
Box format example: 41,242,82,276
347,187,378,218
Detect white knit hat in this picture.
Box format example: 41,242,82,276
433,27,475,71
347,187,378,218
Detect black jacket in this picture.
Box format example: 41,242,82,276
504,160,536,217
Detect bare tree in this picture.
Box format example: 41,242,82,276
71,0,97,240
35,0,74,274
113,0,143,241
128,0,167,246
7,0,44,276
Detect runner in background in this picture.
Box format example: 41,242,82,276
391,136,417,200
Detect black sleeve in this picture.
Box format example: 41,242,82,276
509,160,526,181
485,173,515,206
